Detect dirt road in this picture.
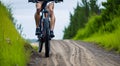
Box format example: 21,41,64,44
28,40,120,66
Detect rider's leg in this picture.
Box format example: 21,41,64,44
35,2,43,35
47,2,55,37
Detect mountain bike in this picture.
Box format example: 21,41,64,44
35,0,63,57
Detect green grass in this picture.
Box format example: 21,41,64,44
0,2,30,66
73,15,102,40
74,16,120,53
84,28,120,53
31,45,39,51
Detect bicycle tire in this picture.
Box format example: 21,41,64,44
43,18,50,57
38,39,43,53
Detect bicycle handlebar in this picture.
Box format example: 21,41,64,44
28,0,63,3
47,0,63,3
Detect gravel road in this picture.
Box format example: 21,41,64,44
28,40,120,66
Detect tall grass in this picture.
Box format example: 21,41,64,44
84,27,120,53
74,15,102,40
0,2,29,66
74,16,120,53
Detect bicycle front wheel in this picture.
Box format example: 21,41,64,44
43,18,50,57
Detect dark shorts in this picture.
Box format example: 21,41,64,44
38,0,44,1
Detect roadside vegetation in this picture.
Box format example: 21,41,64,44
0,1,31,66
63,0,120,53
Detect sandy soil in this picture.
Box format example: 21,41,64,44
28,40,120,66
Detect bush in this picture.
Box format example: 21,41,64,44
99,17,120,33
74,15,102,39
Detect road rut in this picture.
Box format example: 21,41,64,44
28,40,120,66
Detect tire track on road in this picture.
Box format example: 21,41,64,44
28,40,120,66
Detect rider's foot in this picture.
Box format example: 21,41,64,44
50,30,55,38
35,28,40,35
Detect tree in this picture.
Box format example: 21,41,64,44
63,3,88,39
102,0,120,21
89,0,100,15
81,0,90,21
63,0,100,39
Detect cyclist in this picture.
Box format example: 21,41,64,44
35,0,55,38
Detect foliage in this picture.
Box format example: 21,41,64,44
89,0,100,15
74,15,102,39
63,4,88,39
73,0,120,53
1,1,24,36
63,0,100,39
101,0,120,22
0,2,30,66
84,17,120,53
17,24,24,35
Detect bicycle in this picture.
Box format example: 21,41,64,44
31,0,63,57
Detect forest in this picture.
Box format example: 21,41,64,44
63,0,120,53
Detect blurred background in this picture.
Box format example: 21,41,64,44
1,0,105,39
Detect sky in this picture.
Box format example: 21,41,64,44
1,0,106,39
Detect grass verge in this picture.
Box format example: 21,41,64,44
74,16,120,53
0,2,31,66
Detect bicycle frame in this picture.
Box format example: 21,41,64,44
38,1,50,38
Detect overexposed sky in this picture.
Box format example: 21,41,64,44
1,0,106,39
